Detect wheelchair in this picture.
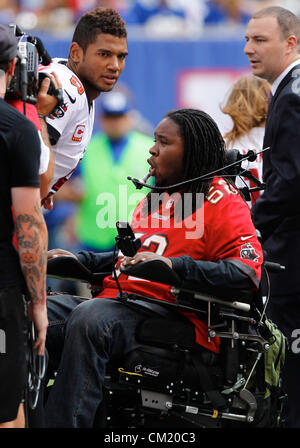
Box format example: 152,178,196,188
46,249,287,429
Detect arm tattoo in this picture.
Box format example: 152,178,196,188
15,198,47,303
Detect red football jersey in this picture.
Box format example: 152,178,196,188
98,177,263,353
6,99,41,131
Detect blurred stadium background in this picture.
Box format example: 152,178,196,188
2,0,300,135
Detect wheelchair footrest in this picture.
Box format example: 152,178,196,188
140,389,250,424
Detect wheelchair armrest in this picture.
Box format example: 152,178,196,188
120,259,182,287
47,256,108,284
180,280,253,303
120,260,251,312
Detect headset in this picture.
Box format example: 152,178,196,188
128,147,269,196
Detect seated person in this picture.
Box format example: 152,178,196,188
44,108,263,428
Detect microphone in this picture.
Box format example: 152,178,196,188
225,148,257,167
127,172,152,190
224,148,242,178
225,148,266,189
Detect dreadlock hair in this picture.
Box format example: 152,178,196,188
72,7,127,53
165,108,226,198
143,108,226,218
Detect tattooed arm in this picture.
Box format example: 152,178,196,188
12,186,48,355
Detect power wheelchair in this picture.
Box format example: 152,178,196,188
44,237,287,429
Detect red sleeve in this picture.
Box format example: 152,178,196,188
6,99,41,131
204,178,263,287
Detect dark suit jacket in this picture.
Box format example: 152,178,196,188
252,64,300,296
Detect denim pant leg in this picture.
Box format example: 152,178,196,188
28,294,86,428
46,294,88,373
45,298,149,428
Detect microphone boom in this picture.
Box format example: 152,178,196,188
127,147,270,191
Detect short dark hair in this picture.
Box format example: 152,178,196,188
72,7,127,52
253,6,300,46
0,23,18,69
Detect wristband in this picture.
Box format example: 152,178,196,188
38,114,47,119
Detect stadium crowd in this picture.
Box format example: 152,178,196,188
1,1,299,36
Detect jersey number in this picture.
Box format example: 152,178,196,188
115,233,169,281
207,179,237,204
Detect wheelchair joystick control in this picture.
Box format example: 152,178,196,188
115,221,141,257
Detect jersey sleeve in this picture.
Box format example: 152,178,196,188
204,181,263,287
45,88,76,142
170,192,263,291
77,250,114,273
39,62,79,143
38,131,50,175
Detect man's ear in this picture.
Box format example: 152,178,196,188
69,42,84,63
286,34,298,54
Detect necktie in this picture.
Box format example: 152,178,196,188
268,91,273,108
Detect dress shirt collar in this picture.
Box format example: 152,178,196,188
271,58,300,95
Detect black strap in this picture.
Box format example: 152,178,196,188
127,297,171,317
191,352,227,410
116,293,174,317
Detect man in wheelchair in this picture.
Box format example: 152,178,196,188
42,108,285,428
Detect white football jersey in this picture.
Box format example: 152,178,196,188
39,58,95,197
38,130,50,175
227,127,264,208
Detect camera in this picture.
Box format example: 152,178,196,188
5,24,62,107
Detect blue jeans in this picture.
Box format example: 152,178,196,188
45,294,151,428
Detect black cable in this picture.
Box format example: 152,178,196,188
259,265,271,325
128,147,269,192
112,243,125,298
